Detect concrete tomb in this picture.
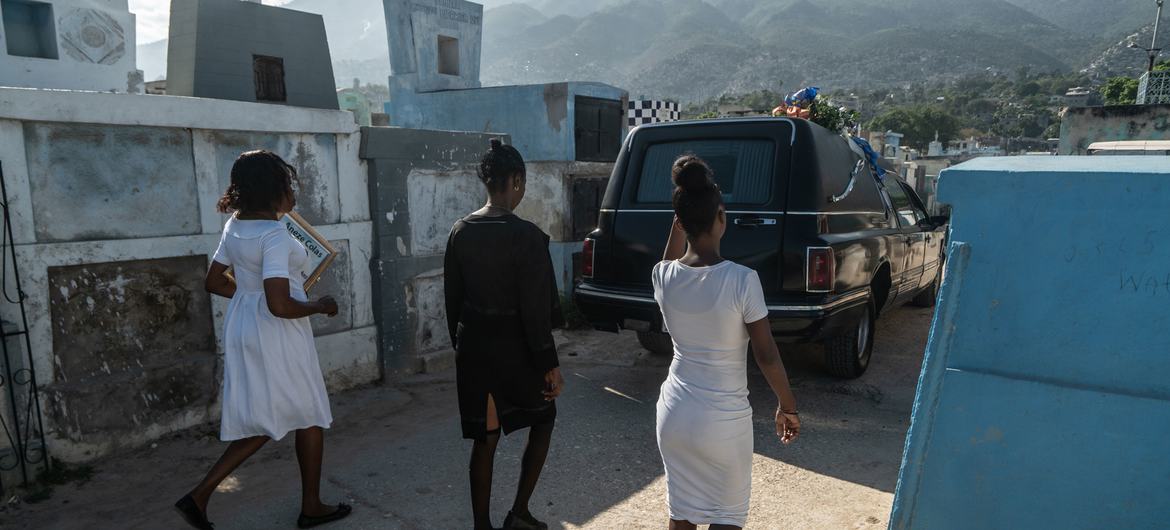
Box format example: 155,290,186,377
166,0,338,110
0,0,140,92
382,0,627,163
891,156,1170,529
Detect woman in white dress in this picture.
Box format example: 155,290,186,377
653,154,801,530
175,150,352,530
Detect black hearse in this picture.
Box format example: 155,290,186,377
574,118,946,378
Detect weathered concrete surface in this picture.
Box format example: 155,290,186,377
0,88,375,467
307,239,353,336
891,157,1170,530
404,168,484,256
1058,103,1170,154
0,0,140,93
361,127,504,375
206,131,340,226
44,256,217,459
0,306,934,530
361,127,614,375
409,268,449,355
517,161,613,243
166,0,339,109
23,122,200,242
389,82,628,163
383,0,483,93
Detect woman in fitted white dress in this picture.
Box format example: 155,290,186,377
652,154,801,530
175,150,351,530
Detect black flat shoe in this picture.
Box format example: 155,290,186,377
297,503,352,528
503,510,548,530
174,494,214,530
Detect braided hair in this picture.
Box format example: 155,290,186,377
671,154,722,238
478,138,526,194
216,150,297,214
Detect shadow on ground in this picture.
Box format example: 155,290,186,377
0,307,932,530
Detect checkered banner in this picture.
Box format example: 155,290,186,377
628,100,681,127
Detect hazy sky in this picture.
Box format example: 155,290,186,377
128,0,295,44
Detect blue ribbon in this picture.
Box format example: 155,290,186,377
785,86,820,106
851,137,887,179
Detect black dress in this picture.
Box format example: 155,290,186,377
444,211,564,441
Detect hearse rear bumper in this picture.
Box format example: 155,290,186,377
573,282,870,342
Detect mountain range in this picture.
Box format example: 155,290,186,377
136,0,1162,102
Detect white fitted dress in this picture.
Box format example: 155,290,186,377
652,260,768,527
212,217,333,441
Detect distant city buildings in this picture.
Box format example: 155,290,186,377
945,137,1007,157
337,86,373,126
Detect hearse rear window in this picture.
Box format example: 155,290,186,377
635,139,775,205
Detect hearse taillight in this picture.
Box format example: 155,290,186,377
806,247,835,292
582,238,595,278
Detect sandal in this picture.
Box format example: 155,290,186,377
297,503,353,528
174,494,215,530
503,510,548,530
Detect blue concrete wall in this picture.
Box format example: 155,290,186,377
890,156,1170,529
550,240,584,295
387,81,627,161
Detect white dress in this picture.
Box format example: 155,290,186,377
212,217,333,441
652,260,768,527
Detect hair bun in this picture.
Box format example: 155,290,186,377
671,155,713,192
489,138,503,150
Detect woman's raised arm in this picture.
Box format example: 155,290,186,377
662,216,687,261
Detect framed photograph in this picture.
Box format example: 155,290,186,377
282,211,337,292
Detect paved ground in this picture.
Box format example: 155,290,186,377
1,305,933,530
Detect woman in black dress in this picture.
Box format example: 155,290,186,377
444,139,566,530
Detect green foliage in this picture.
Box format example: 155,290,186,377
1043,118,1063,140
684,69,1084,143
1102,77,1139,106
683,89,784,119
809,101,861,133
867,106,960,150
1017,81,1042,97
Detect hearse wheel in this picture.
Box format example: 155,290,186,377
636,331,674,356
823,298,875,379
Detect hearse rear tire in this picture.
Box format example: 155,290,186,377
824,298,875,379
636,331,674,356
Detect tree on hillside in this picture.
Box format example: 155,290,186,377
1017,81,1042,98
1103,77,1139,106
867,106,960,150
